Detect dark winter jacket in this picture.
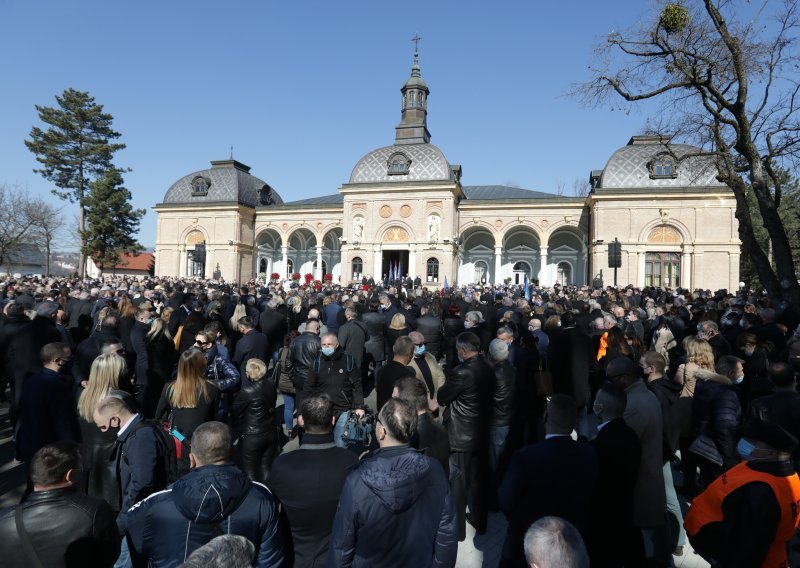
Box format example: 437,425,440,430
287,332,320,393
415,314,443,359
0,487,119,568
126,463,284,568
328,446,457,568
233,378,278,436
491,360,516,427
647,376,682,463
301,348,363,413
338,319,368,368
259,308,288,351
437,353,494,452
691,369,742,469
360,310,386,362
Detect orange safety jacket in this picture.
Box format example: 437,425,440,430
596,331,608,361
685,461,800,568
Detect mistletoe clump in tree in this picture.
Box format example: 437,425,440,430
25,88,125,276
82,168,145,273
576,0,800,301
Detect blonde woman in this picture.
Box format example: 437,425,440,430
386,313,410,352
155,349,219,439
675,335,715,495
232,359,278,482
77,353,127,510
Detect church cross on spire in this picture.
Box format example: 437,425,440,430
412,32,421,60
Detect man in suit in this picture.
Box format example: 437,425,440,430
374,336,416,411
394,376,450,476
268,395,358,567
588,382,641,567
232,316,270,378
498,394,598,567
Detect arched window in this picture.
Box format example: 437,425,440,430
352,257,363,279
259,258,267,274
409,91,415,107
556,262,571,286
191,176,209,196
645,252,681,288
474,261,488,284
286,259,294,277
512,261,530,285
426,258,439,282
648,155,678,179
314,259,327,276
387,152,411,176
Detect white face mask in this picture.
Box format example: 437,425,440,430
744,345,756,356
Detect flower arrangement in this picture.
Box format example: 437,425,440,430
304,273,314,284
270,272,280,281
291,272,301,281
323,273,333,282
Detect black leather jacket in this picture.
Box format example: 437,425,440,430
233,378,278,436
287,332,320,392
361,310,386,362
491,360,516,427
415,315,443,359
0,486,120,568
437,354,494,452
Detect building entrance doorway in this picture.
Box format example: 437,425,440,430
382,250,409,285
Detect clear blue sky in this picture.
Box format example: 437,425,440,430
0,0,664,249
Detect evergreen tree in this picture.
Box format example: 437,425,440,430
25,88,125,276
81,169,145,273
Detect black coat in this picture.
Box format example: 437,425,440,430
130,320,150,387
412,412,451,478
287,332,320,393
691,370,742,469
79,416,120,510
499,436,598,566
10,316,63,405
415,314,443,359
491,360,516,427
267,432,359,568
233,378,278,436
437,353,494,452
302,348,363,413
589,418,641,567
0,315,29,384
547,326,593,407
145,334,176,417
0,487,119,568
360,310,386,362
648,376,682,462
374,360,416,411
233,330,270,377
73,329,120,386
259,308,288,351
338,319,368,368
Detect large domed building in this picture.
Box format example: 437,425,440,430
154,49,740,290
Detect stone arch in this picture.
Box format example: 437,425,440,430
545,226,588,285
637,219,691,244
181,226,209,245
458,226,496,284
286,227,317,279
501,226,542,284
320,227,343,282
255,228,283,280
377,219,416,243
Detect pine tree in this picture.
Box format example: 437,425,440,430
81,169,145,273
25,88,125,276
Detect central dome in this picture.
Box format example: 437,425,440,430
349,143,454,184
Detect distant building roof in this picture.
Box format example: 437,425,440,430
280,194,344,206
463,185,559,199
96,252,154,272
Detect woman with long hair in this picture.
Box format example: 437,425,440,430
233,358,278,482
144,316,176,416
675,335,715,495
386,313,410,352
77,353,127,510
155,349,220,475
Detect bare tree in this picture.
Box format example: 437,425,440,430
555,180,567,196
575,0,800,301
29,200,65,276
573,177,591,198
0,184,40,270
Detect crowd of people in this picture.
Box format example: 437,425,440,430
1,274,800,567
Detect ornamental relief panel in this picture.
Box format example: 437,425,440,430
379,205,392,218
648,225,682,244
383,226,409,242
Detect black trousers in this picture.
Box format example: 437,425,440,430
450,449,488,541
239,432,278,483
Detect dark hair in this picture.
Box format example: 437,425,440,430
30,441,81,487
40,342,69,365
596,381,627,417
394,376,428,412
237,315,255,330
545,394,577,432
560,311,576,328
301,395,334,434
768,362,796,388
455,332,481,354
191,422,232,465
716,355,742,379
379,398,417,443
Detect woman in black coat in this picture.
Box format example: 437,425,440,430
386,313,411,353
232,358,278,482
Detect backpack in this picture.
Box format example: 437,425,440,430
124,420,181,485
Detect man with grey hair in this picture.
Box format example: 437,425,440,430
126,421,284,567
487,338,515,487
328,398,457,567
337,306,368,371
523,516,589,568
699,319,731,359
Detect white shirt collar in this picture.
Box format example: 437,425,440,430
117,413,140,437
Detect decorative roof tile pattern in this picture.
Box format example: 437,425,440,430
349,144,453,184
163,161,283,206
463,185,559,200
600,141,724,189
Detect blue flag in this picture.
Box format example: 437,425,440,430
524,274,531,301
398,260,402,282
444,275,449,290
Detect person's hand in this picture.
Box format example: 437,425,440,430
428,399,439,412
354,408,365,419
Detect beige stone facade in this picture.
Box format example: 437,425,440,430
154,60,741,290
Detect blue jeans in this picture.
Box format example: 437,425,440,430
664,462,686,547
282,393,295,432
333,411,349,448
114,537,131,568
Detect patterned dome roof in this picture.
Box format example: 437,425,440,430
349,144,454,184
600,136,724,189
162,160,283,206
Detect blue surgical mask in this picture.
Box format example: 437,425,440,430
414,345,426,357
464,321,473,329
737,438,755,460
734,375,744,385
321,346,335,357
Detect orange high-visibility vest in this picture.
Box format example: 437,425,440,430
685,461,800,568
596,331,608,361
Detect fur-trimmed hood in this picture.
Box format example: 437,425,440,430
694,368,733,386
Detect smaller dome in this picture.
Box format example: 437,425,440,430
349,144,454,184
162,160,283,207
600,136,724,189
